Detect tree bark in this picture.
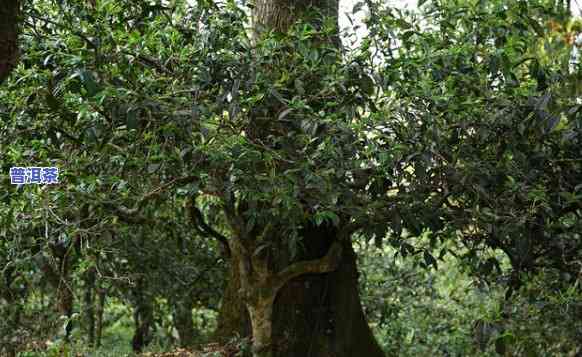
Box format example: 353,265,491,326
224,221,346,357
95,287,106,348
252,0,339,34
131,280,155,353
248,296,275,357
171,297,196,348
83,268,96,347
214,0,384,356
216,226,384,357
215,258,252,342
276,231,383,357
41,242,76,342
0,0,20,84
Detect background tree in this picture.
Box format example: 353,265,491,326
0,0,20,84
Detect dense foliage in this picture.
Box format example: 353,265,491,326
1,0,581,356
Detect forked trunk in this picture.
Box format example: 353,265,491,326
216,226,384,357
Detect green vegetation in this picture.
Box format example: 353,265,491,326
1,0,581,356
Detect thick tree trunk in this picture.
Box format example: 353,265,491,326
274,233,383,357
0,0,20,84
214,1,384,356
252,0,339,34
216,226,384,357
248,297,275,357
214,260,252,342
220,227,343,356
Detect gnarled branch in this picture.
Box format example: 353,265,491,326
273,241,343,293
186,196,231,257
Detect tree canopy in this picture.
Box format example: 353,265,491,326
1,0,581,356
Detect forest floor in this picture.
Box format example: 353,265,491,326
141,344,239,357
16,340,240,357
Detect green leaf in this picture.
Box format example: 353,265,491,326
391,211,402,238
126,109,139,130
526,17,545,37
147,163,161,173
79,70,100,97
423,251,437,269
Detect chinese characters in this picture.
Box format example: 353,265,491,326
9,167,59,185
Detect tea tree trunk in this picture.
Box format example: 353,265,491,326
218,226,384,357
216,1,384,356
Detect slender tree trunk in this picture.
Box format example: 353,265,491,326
131,282,155,353
58,279,75,342
41,244,76,342
55,278,75,342
95,287,106,348
83,268,96,346
172,297,196,347
0,0,20,84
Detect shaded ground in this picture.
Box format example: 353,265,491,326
141,344,240,357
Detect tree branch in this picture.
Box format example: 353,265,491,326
121,50,174,75
28,13,97,50
186,196,231,257
104,175,198,222
273,241,343,293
